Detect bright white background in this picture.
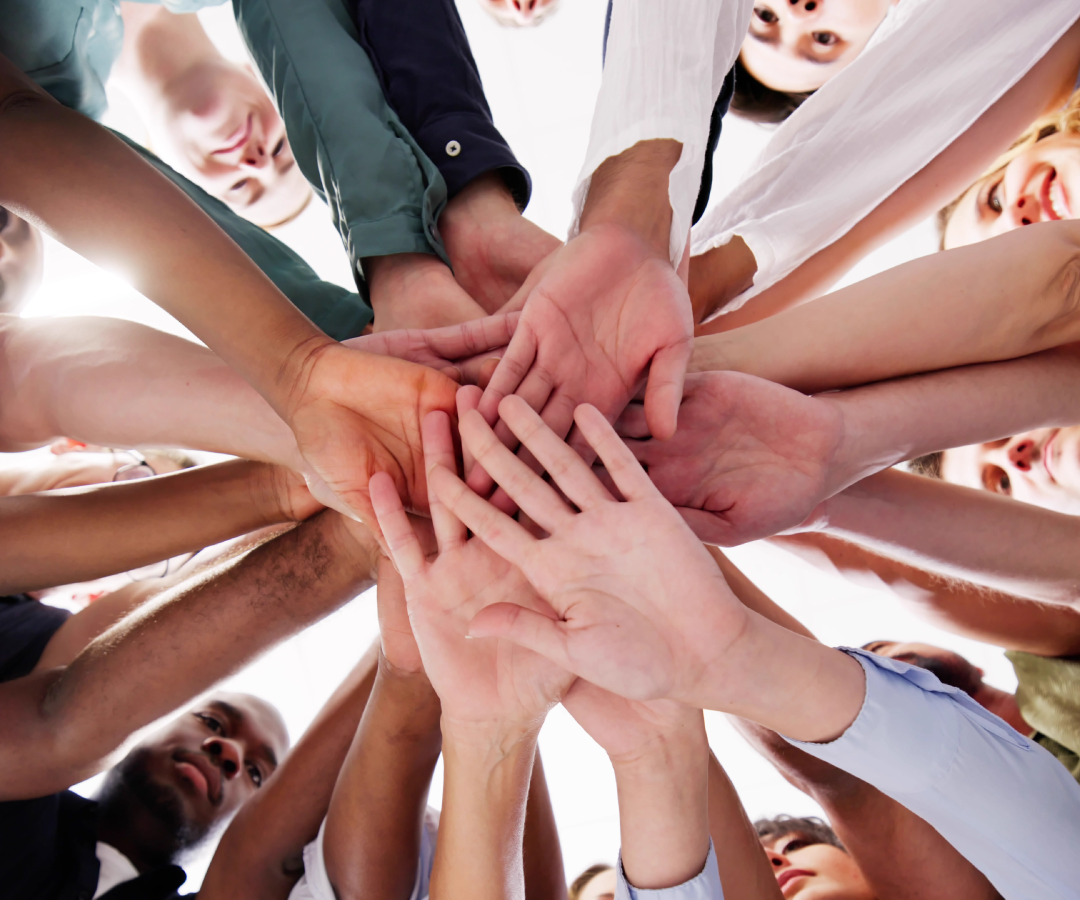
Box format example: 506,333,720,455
11,0,1017,889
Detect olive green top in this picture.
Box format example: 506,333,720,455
1007,650,1080,785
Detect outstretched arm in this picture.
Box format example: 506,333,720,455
0,510,380,800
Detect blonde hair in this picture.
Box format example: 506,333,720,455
938,87,1080,242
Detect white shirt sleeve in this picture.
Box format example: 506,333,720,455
692,0,1080,315
784,649,1080,900
570,0,753,267
615,840,723,900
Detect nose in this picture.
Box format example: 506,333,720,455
788,0,820,16
1006,435,1039,473
766,848,788,868
240,135,270,171
1008,191,1041,229
511,0,539,19
204,736,245,780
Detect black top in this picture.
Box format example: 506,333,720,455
0,595,187,900
350,0,531,208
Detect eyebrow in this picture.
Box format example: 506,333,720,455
210,700,279,769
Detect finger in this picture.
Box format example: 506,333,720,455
454,354,502,388
421,411,467,553
459,409,576,533
468,604,574,673
573,405,659,502
479,324,538,425
369,472,427,579
426,312,519,360
643,339,693,441
438,365,463,384
499,396,615,511
613,403,650,439
455,385,483,477
591,463,628,502
429,464,536,566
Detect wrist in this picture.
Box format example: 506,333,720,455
688,238,757,324
440,716,541,765
376,651,435,693
822,392,905,495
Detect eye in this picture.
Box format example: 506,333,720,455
229,178,250,193
987,180,1003,214
811,31,838,46
195,713,224,734
246,763,264,788
983,465,1011,495
781,837,816,854
754,6,778,24
272,138,285,157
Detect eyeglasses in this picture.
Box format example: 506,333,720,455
111,450,157,482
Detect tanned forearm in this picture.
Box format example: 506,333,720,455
200,642,383,900
0,511,379,801
522,753,567,900
323,660,443,900
0,460,305,595
690,221,1080,393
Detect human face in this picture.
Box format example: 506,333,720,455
863,640,984,693
940,427,1080,515
943,130,1080,249
0,207,44,314
110,693,289,848
150,63,310,227
761,833,874,900
477,0,560,26
578,868,617,900
740,0,895,93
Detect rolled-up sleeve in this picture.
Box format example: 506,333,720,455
692,0,1080,315
615,840,723,900
785,649,1080,900
570,0,751,266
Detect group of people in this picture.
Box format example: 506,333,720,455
2,0,1080,898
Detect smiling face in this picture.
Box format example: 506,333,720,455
0,207,44,314
943,130,1080,249
940,427,1080,515
740,0,895,93
761,833,874,900
99,692,288,858
146,62,310,227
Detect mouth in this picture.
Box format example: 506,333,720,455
1042,170,1072,221
1043,429,1060,483
213,113,252,156
776,869,814,893
174,752,222,805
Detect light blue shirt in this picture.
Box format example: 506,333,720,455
786,649,1080,900
615,840,723,900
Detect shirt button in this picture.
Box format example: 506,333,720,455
445,140,461,157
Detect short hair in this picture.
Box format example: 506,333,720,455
938,86,1080,242
730,56,815,125
754,815,844,850
568,864,613,900
907,451,943,480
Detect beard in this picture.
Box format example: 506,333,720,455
98,746,210,855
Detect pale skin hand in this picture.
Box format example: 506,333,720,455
476,140,693,492
427,396,865,741
616,371,844,546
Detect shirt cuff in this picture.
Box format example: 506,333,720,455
414,113,531,208
615,840,723,900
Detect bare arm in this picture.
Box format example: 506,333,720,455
0,459,317,595
199,642,382,900
771,532,1080,657
522,753,567,900
0,510,379,800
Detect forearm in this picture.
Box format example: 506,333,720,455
523,753,567,900
200,642,381,900
324,661,443,900
611,714,710,890
771,533,1080,657
434,723,539,900
0,58,330,407
0,460,300,595
690,221,1080,391
0,510,379,800
0,315,299,465
821,468,1080,607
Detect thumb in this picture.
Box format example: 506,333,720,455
643,338,692,441
469,603,574,672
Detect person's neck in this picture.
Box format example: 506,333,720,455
95,788,180,874
972,684,1030,735
115,4,223,108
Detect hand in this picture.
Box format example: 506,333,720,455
282,342,459,533
431,395,747,707
376,556,426,676
440,173,561,314
365,252,488,332
370,406,574,731
616,371,845,545
476,223,694,478
262,462,325,522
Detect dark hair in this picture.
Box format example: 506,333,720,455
754,815,844,849
568,864,613,900
730,57,815,125
907,451,943,480
861,641,983,695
